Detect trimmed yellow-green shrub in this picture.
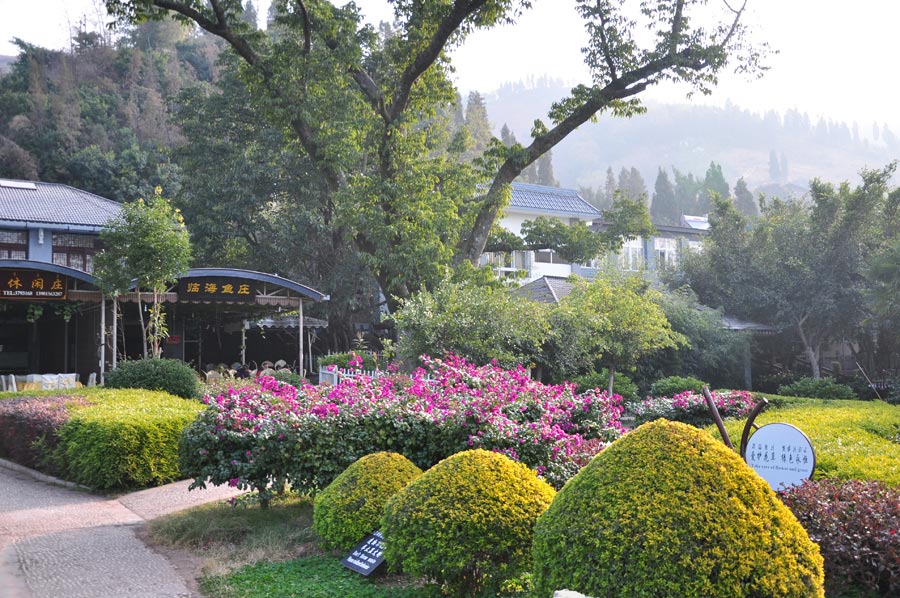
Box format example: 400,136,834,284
714,397,900,485
532,420,824,598
55,389,201,490
382,448,555,597
313,452,422,551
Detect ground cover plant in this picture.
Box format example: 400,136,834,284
0,387,201,490
533,420,825,598
781,479,900,597
180,355,626,499
716,397,900,485
778,377,857,401
104,357,202,399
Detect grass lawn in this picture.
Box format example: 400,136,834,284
146,493,439,597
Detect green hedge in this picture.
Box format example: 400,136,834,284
714,397,900,486
54,389,201,490
105,358,202,399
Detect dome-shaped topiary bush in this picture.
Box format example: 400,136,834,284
532,419,824,598
104,358,201,399
313,451,422,551
382,448,555,597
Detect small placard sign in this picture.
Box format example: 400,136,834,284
177,277,256,302
341,530,386,576
745,423,815,491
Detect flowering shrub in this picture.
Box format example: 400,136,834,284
780,479,900,596
317,351,378,370
631,389,756,427
0,395,88,473
181,355,626,496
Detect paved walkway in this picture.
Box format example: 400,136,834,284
0,460,242,598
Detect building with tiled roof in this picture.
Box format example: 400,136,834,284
513,276,575,304
0,179,122,229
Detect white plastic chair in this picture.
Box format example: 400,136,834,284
87,372,97,387
7,374,17,392
0,376,6,392
41,374,61,390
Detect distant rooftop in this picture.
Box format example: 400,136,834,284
508,183,602,219
514,276,575,304
681,214,710,230
0,179,122,228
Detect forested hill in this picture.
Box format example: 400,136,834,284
485,78,900,196
0,56,14,75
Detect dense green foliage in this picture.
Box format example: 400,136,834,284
0,394,88,473
313,452,422,551
104,358,201,399
545,275,685,391
382,449,555,597
781,480,900,597
316,352,378,371
532,420,824,598
650,375,708,398
52,389,200,490
679,166,900,379
570,369,639,402
777,377,857,401
716,398,900,485
392,279,550,368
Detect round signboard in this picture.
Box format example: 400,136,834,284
744,423,815,491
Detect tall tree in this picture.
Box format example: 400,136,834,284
617,166,647,203
680,165,897,378
672,167,701,216
650,167,678,225
464,90,492,161
733,176,756,217
94,188,192,358
699,161,729,213
535,149,557,187
768,149,781,181
105,0,764,309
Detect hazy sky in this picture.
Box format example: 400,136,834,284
2,0,897,132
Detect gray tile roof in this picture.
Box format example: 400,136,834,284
514,276,575,304
509,183,602,218
0,179,122,228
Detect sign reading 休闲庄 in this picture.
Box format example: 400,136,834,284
0,270,68,300
178,277,256,302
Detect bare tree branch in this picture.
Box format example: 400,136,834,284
154,0,260,66
290,0,312,54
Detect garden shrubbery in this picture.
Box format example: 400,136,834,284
570,369,639,402
631,389,755,426
313,452,422,551
104,357,201,399
317,351,378,371
532,420,824,598
55,389,201,490
780,479,900,596
382,449,555,597
181,355,626,496
649,375,707,398
777,377,857,401
0,388,199,490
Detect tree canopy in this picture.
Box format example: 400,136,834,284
104,0,764,308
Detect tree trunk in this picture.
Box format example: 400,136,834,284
136,291,147,359
796,321,821,379
608,364,616,396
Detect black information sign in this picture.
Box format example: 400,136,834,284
177,277,256,302
1,270,67,300
341,530,386,576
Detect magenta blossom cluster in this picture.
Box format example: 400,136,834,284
181,355,626,492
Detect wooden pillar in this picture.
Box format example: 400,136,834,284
100,296,106,384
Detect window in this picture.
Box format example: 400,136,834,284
534,250,570,265
654,237,677,268
0,230,27,260
619,237,644,271
52,233,98,273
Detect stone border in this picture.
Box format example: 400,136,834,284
0,458,90,491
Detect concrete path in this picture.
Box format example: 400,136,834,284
0,460,242,598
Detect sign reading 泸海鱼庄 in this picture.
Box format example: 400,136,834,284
177,277,256,302
0,270,67,300
342,530,386,576
745,422,815,491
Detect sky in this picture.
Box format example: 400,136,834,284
1,0,898,132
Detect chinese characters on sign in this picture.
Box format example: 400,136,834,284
341,530,386,576
177,277,256,302
745,423,816,491
0,270,67,300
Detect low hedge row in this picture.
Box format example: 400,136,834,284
0,388,201,490
714,397,900,485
